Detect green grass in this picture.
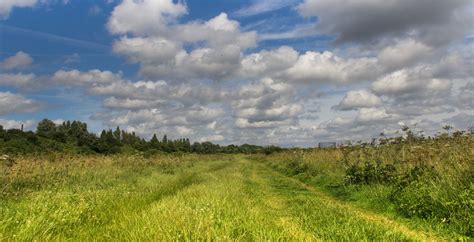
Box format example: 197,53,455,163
0,153,459,240
257,134,474,239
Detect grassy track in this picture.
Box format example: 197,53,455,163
1,156,447,240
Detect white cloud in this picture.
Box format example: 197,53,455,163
113,36,183,66
107,0,187,36
0,51,33,70
378,39,433,71
176,126,193,136
107,1,257,81
199,134,224,142
372,68,451,95
285,51,379,84
0,119,35,130
0,0,37,19
240,46,299,79
233,78,302,129
103,97,164,110
0,73,36,88
52,69,123,86
206,121,217,130
175,13,257,49
355,107,394,124
0,91,41,115
334,89,382,111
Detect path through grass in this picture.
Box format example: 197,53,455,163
1,156,447,240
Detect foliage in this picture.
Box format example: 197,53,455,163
259,129,474,238
0,119,281,155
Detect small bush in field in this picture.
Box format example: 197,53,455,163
344,161,397,185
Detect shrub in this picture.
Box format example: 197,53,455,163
344,161,397,185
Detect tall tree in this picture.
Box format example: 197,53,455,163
36,119,56,138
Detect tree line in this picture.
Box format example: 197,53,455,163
0,119,282,155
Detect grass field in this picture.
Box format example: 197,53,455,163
1,152,469,240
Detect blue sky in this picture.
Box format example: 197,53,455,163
0,0,473,146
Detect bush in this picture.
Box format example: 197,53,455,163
344,161,397,185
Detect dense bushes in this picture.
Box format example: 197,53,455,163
344,161,397,185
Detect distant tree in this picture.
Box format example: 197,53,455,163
113,126,121,142
97,129,120,154
36,119,56,138
0,125,4,140
150,134,159,149
184,138,191,152
162,135,168,143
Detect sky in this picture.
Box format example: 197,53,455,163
0,0,473,147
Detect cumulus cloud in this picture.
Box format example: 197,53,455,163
0,73,36,88
103,97,165,110
233,78,302,128
104,105,225,138
52,69,123,86
0,91,41,115
355,107,394,124
378,39,433,71
372,68,451,96
334,90,382,111
0,51,33,70
113,37,183,66
313,107,402,142
107,0,187,36
175,13,257,49
107,0,256,81
240,46,299,79
297,0,473,46
285,51,379,84
371,65,460,117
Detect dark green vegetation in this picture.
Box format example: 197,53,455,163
0,119,281,155
257,130,473,239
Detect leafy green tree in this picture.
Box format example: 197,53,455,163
36,119,56,138
150,134,159,149
113,126,121,143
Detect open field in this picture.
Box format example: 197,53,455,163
1,148,472,240
2,1,473,240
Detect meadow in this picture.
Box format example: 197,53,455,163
0,132,473,240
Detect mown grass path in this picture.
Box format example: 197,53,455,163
1,156,444,240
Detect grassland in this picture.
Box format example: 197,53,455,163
1,140,472,241
257,133,474,239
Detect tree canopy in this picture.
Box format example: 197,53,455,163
0,119,282,155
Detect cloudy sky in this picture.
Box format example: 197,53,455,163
0,0,473,146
